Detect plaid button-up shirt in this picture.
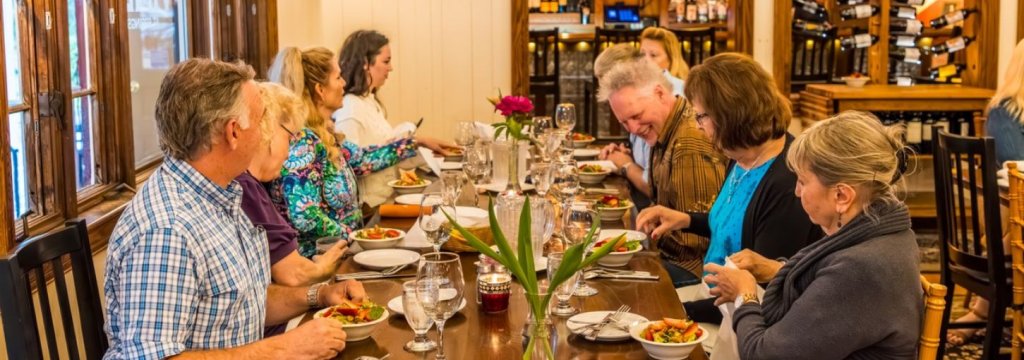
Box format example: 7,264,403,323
103,157,270,359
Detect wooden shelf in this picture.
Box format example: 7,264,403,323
664,21,728,30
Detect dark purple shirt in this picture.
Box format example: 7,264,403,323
236,171,299,337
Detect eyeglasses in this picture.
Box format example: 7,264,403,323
695,112,710,126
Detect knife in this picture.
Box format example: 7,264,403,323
583,312,617,340
335,273,416,281
596,273,660,281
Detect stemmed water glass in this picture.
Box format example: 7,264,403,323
420,193,456,253
455,122,478,148
555,103,577,133
549,159,580,208
416,252,465,360
440,170,466,206
538,130,563,162
530,161,553,197
548,252,581,316
563,203,600,297
531,116,553,140
402,280,437,352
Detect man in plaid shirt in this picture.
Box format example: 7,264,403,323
103,59,360,360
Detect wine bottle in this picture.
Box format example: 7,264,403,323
675,0,685,22
935,115,951,137
907,113,923,149
839,33,878,50
529,0,540,13
840,4,879,20
921,114,935,154
889,47,922,64
793,19,832,37
930,36,974,54
890,6,917,20
930,8,977,29
837,0,868,5
928,63,966,79
892,35,918,48
893,0,924,5
794,1,829,22
698,2,709,23
708,0,719,21
685,0,698,23
890,19,924,35
717,1,728,20
558,0,567,13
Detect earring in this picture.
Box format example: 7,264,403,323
837,212,843,228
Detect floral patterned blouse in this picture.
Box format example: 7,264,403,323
270,128,416,257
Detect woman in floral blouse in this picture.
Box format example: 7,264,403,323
268,47,417,257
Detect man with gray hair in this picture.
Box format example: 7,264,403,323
104,58,348,359
598,59,724,288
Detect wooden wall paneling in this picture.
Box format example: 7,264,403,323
773,0,792,95
731,0,753,55
471,0,495,120
188,0,213,58
438,0,474,137
512,0,528,96
396,0,431,128
866,0,890,86
962,0,999,89
0,1,15,254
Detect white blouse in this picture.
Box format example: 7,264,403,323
333,93,393,147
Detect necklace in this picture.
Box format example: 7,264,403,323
727,146,772,203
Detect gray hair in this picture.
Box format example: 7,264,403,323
597,58,671,102
155,58,255,160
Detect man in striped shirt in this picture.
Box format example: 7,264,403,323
103,59,354,360
598,59,725,287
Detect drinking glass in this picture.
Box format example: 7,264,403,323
315,236,343,255
553,130,574,162
420,193,456,253
465,144,491,184
548,252,580,316
416,252,465,360
402,280,437,352
563,203,599,297
531,116,553,139
555,103,577,132
440,171,466,206
530,161,553,197
455,122,478,147
549,159,580,206
538,130,562,162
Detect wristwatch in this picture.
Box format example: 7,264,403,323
741,293,760,305
307,282,328,308
619,162,634,176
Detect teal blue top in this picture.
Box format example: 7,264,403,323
704,158,776,278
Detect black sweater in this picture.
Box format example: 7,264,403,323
683,135,824,323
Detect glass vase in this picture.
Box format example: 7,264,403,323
522,289,556,360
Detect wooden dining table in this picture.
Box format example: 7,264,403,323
300,173,710,360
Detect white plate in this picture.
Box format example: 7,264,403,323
395,194,426,205
597,229,648,242
574,149,600,159
440,162,464,170
567,311,649,341
387,296,467,316
478,182,535,193
454,206,488,220
353,249,421,270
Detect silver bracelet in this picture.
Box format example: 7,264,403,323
307,282,327,308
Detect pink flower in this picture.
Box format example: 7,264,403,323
494,95,534,117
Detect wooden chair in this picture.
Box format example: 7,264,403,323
529,28,560,117
669,27,717,66
586,28,643,142
932,129,1011,359
920,275,948,360
791,28,837,93
975,114,988,137
0,219,107,359
1008,162,1024,360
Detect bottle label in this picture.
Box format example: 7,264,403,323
895,35,916,47
896,76,914,87
907,0,924,5
897,7,916,19
854,5,872,18
904,20,923,34
854,33,873,48
944,11,965,24
946,37,966,53
922,124,933,141
903,48,921,62
718,3,728,18
686,5,697,22
907,122,923,144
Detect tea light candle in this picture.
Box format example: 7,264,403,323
478,273,512,313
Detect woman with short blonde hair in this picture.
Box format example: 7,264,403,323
705,111,921,359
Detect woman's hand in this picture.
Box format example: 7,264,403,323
704,263,759,306
415,136,457,156
729,249,784,283
636,205,690,240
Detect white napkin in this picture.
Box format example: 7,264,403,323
391,121,417,139
710,257,765,360
475,121,494,140
417,147,443,176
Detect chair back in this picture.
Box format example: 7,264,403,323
0,219,107,360
669,27,716,66
529,28,560,83
1008,163,1024,360
791,28,837,93
919,276,947,360
592,28,642,63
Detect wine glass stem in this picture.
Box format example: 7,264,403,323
433,244,441,254
435,320,447,360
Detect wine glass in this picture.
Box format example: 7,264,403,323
530,161,553,197
416,252,465,360
549,159,580,206
548,252,580,316
555,103,577,133
531,116,553,140
538,130,562,162
563,203,599,297
440,170,466,206
402,280,437,352
420,193,456,253
455,122,478,148
553,130,575,162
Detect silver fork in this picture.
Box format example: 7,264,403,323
336,264,407,280
585,305,629,340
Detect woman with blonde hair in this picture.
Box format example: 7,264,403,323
706,111,921,358
267,47,418,257
238,82,366,337
640,27,689,96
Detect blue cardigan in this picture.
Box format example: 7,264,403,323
986,100,1024,165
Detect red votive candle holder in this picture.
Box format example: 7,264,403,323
478,273,512,313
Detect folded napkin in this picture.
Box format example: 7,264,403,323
475,121,494,140
710,258,765,360
417,147,443,175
